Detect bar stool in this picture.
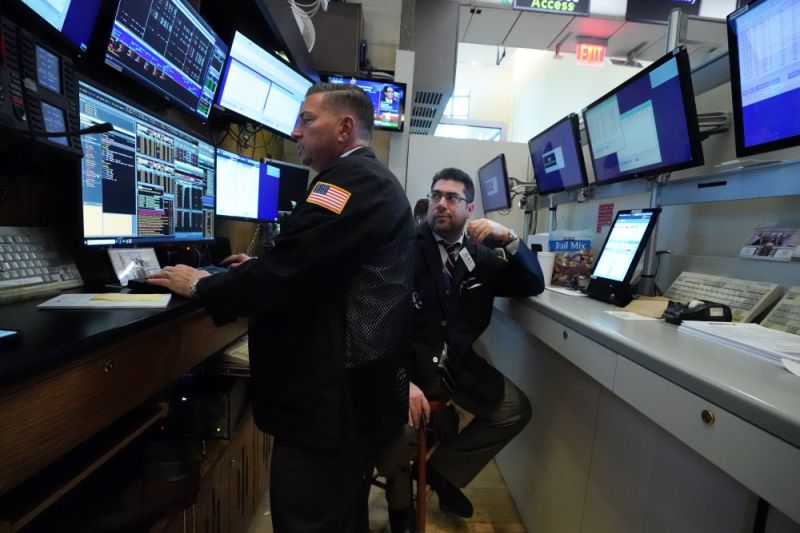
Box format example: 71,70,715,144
415,398,445,533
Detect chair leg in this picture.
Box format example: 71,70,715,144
416,424,427,533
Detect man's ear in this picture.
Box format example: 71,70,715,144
466,202,475,217
338,115,356,142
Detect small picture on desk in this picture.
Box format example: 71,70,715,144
739,227,800,262
107,248,161,286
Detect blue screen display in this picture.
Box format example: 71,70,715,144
728,0,800,156
216,148,279,222
528,114,588,195
21,0,103,51
583,50,702,184
105,0,229,119
327,76,406,131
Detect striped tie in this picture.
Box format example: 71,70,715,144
441,241,461,279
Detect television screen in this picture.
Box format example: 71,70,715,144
105,0,229,119
19,0,103,52
78,79,216,246
477,154,511,213
583,47,704,185
216,31,313,139
216,148,280,223
528,114,589,195
728,0,800,157
326,76,406,131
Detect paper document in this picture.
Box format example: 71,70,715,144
624,296,670,319
38,293,171,309
605,310,659,321
679,321,800,363
545,286,588,297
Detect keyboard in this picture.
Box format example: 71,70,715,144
0,226,83,304
761,287,800,335
663,271,781,323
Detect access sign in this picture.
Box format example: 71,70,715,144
513,0,590,16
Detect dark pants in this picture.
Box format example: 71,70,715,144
270,437,376,533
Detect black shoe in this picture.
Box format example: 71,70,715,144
388,505,416,533
426,466,473,518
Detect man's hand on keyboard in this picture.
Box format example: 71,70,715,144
220,253,253,268
147,265,210,297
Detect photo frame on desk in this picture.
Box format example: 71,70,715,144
107,248,162,287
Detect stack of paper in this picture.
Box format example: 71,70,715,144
38,293,171,309
679,321,800,364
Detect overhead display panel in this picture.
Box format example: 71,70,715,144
625,0,701,24
513,0,590,16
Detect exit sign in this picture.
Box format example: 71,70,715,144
576,41,606,66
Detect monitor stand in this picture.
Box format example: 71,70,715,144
586,278,634,307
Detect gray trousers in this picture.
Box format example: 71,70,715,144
376,375,532,509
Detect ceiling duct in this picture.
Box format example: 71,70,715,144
406,0,459,135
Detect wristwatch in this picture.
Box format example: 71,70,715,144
504,229,519,247
190,278,201,299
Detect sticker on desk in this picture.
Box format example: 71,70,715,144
605,310,659,321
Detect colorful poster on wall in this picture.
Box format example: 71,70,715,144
513,0,590,16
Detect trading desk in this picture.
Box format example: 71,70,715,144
481,291,800,532
0,294,247,526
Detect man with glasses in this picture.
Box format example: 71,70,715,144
379,167,543,532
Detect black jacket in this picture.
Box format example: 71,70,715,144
198,148,414,450
410,222,544,404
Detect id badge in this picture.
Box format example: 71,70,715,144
459,247,475,272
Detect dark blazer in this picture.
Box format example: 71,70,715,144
198,148,414,450
410,222,544,404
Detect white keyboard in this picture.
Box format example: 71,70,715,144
663,271,781,323
761,287,800,335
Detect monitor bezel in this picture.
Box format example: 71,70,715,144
528,113,589,196
78,76,217,248
214,30,314,140
582,47,704,186
727,0,800,157
215,147,279,224
477,153,512,213
589,207,662,286
324,74,407,132
104,0,229,120
263,158,311,213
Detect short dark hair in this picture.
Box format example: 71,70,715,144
413,198,429,217
306,83,374,140
431,168,475,203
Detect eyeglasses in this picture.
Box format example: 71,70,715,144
428,191,469,205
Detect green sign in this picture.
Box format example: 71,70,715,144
513,0,590,16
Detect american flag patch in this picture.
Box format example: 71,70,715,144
306,181,351,214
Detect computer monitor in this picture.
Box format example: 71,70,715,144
583,47,703,185
477,154,512,213
528,114,589,195
728,0,800,157
105,0,229,119
586,208,662,306
271,160,311,212
78,79,216,247
326,76,407,132
18,0,102,52
215,148,279,223
216,31,313,139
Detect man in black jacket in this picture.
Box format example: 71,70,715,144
380,168,543,530
149,84,414,532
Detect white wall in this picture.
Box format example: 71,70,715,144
406,135,532,235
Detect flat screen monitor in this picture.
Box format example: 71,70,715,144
583,47,704,185
215,148,279,223
216,31,313,138
586,208,661,306
326,76,407,131
271,160,311,212
477,154,511,213
528,114,589,195
105,0,229,119
18,0,102,52
728,0,800,157
78,79,216,247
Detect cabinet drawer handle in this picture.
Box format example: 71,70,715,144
104,359,114,373
562,330,568,340
701,409,715,425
